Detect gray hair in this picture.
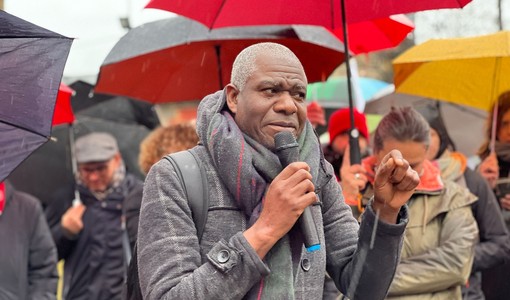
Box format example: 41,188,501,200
230,42,304,90
373,106,430,153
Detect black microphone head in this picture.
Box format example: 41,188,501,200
274,131,298,152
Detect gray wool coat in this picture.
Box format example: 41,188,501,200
138,145,409,300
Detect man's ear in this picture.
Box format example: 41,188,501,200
225,84,239,114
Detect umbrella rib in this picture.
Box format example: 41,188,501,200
0,120,50,140
210,0,228,29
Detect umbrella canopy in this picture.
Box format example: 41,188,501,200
393,31,510,112
52,83,76,126
145,0,471,28
332,14,414,54
0,11,72,182
95,17,345,104
307,76,391,109
9,115,151,207
365,93,487,156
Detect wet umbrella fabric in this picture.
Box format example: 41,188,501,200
0,10,72,182
145,0,471,29
331,14,414,54
393,31,510,112
95,17,345,103
52,83,75,126
9,116,150,207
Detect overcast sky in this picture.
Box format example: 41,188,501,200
5,0,509,84
5,0,174,83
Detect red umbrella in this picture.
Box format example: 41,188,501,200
145,0,470,29
146,0,470,163
95,17,346,104
52,83,75,126
332,14,414,54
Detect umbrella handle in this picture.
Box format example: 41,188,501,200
349,129,361,165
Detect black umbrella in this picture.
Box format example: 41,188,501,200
95,17,345,104
0,10,73,181
9,115,151,207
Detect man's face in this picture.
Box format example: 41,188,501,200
78,154,120,192
375,138,428,176
226,53,308,150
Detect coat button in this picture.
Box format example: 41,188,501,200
217,250,230,263
301,258,311,272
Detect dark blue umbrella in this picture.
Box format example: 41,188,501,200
0,10,73,181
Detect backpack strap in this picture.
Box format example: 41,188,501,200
163,150,209,240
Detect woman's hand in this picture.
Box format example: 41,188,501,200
479,152,499,189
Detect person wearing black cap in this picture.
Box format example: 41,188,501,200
418,103,510,300
46,132,143,300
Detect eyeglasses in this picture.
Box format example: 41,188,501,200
78,163,109,175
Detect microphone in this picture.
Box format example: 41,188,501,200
274,131,320,252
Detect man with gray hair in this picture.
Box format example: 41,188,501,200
341,106,479,299
138,43,419,299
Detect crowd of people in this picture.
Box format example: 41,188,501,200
1,42,510,300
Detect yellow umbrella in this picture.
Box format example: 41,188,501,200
393,31,510,112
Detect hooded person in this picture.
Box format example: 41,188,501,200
418,103,510,300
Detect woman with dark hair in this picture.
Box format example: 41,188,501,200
342,106,478,299
418,103,510,300
475,90,510,300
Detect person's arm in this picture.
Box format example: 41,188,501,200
465,169,510,271
388,203,478,295
322,160,410,300
45,188,79,260
137,159,270,300
28,200,59,300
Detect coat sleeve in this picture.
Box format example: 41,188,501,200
388,204,478,295
45,187,76,260
322,162,409,300
124,186,143,250
28,198,59,300
464,169,510,271
137,159,270,300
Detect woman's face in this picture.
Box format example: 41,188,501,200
498,110,510,143
426,128,440,160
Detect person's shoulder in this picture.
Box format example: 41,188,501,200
10,189,43,215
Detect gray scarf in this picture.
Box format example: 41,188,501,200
197,90,321,299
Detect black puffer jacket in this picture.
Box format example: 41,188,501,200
46,174,143,300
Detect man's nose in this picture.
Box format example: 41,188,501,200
274,92,298,115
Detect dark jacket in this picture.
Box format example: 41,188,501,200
436,152,510,299
464,168,510,300
46,174,143,300
0,181,58,300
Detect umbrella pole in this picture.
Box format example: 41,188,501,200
68,123,81,205
215,45,224,89
340,0,361,164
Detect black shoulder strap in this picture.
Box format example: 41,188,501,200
125,150,208,300
164,150,209,240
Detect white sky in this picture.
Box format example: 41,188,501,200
5,0,509,84
5,0,174,84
